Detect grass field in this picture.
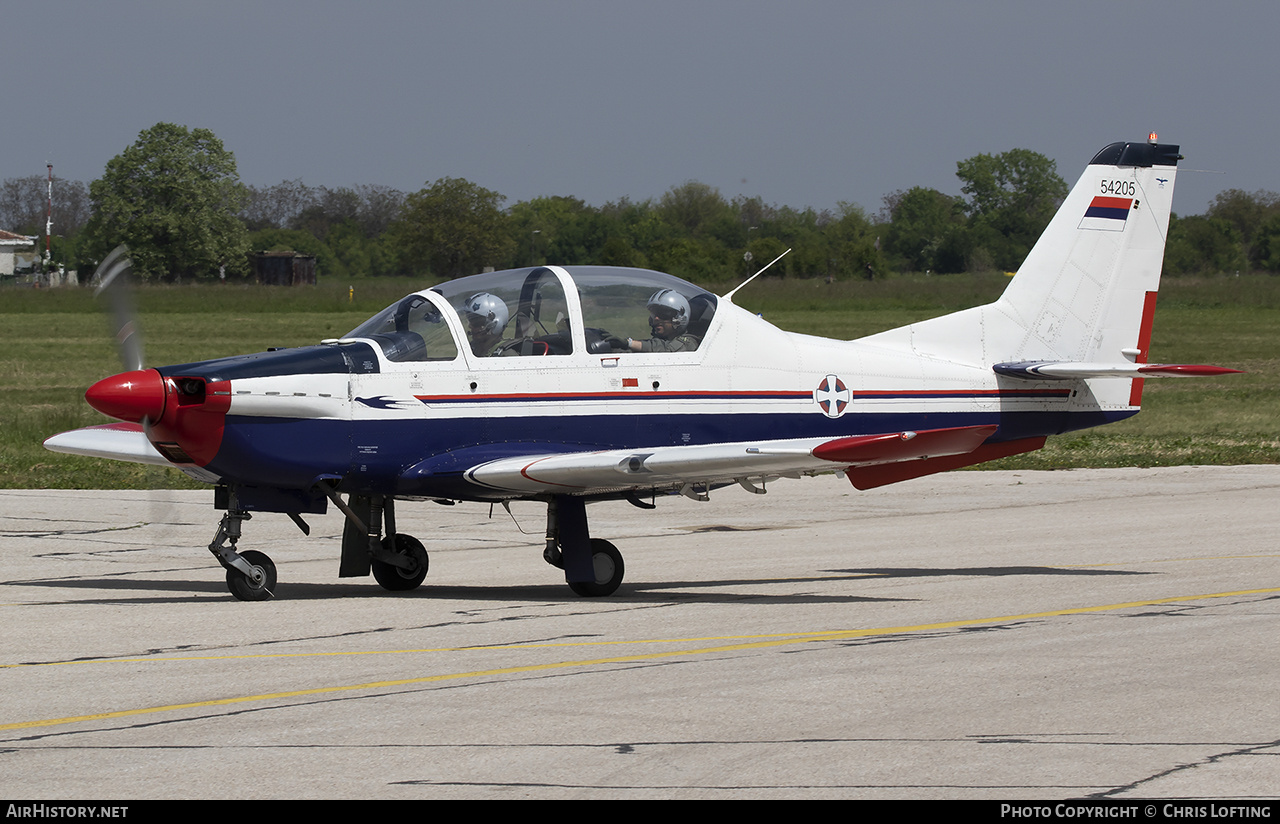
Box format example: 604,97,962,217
2,273,1275,489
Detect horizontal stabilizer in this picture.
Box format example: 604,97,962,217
43,422,171,467
993,361,1243,380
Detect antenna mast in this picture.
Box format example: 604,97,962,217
45,163,53,266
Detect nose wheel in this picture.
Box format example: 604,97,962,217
225,550,277,601
209,508,278,601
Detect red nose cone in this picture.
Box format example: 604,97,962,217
86,369,166,423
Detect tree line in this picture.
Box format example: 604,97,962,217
3,122,1277,284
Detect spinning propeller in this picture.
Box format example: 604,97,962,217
82,247,230,468
85,246,165,426
95,245,144,372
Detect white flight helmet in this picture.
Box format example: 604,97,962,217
646,289,690,333
462,292,509,336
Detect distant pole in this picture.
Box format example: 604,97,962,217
45,163,53,265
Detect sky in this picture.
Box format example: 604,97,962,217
3,0,1277,219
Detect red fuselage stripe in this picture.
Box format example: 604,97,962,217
414,388,1069,404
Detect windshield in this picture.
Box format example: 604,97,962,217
344,292,459,362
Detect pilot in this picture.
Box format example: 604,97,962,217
625,289,699,352
461,292,509,356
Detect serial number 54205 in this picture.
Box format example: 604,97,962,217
1101,180,1136,196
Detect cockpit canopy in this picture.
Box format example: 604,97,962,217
345,266,719,363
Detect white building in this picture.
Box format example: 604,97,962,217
1,229,37,278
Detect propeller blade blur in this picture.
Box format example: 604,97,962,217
93,245,145,372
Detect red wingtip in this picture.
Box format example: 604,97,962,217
1138,364,1245,377
85,369,166,423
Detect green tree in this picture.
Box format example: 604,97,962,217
508,195,612,266
1205,188,1280,271
743,234,789,279
755,205,822,278
1255,212,1280,272
826,202,883,279
658,181,734,236
646,235,734,283
597,235,640,267
1164,214,1246,275
391,177,512,278
955,148,1067,271
599,197,663,264
84,123,249,282
881,187,968,272
956,148,1067,218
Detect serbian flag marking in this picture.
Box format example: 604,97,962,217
1079,196,1133,232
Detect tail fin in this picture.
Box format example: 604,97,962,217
861,139,1182,387
995,139,1181,366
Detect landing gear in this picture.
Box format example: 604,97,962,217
568,539,625,597
210,485,433,600
544,496,627,597
207,485,634,600
209,507,277,601
372,533,429,591
226,550,277,601
331,491,430,593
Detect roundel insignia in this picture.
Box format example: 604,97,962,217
813,374,851,418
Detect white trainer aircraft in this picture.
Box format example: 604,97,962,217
45,136,1239,600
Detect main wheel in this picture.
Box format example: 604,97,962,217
226,550,277,601
568,539,624,597
373,533,429,592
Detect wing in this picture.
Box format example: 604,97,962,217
43,422,171,466
460,424,1035,496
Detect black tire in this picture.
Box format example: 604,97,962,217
373,534,429,592
226,550,277,601
568,539,624,597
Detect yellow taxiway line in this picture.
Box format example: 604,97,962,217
4,586,1277,733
